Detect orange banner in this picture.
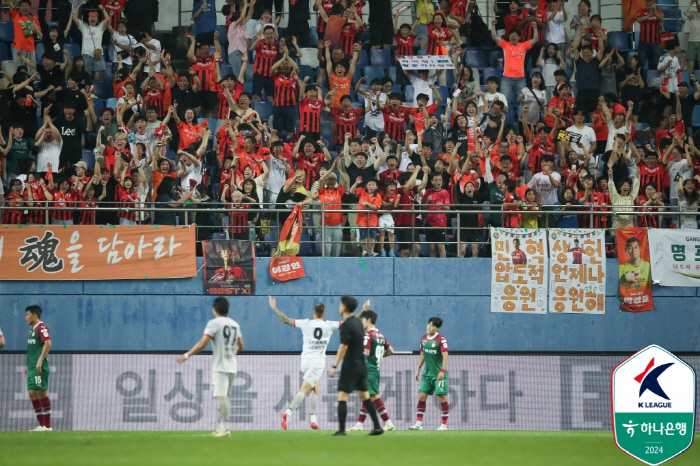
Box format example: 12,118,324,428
0,226,197,280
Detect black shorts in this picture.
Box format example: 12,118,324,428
338,360,368,393
200,90,218,111
252,74,275,99
397,225,421,247
425,227,446,244
575,88,600,115
369,20,393,47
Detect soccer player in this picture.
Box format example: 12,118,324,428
328,296,384,436
409,317,449,431
348,304,395,431
25,305,52,431
0,325,4,349
511,238,528,264
569,238,583,264
177,297,244,437
269,296,341,430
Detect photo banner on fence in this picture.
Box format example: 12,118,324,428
202,240,256,295
548,229,606,314
616,228,654,311
490,228,548,313
648,229,700,287
397,55,455,70
0,225,196,280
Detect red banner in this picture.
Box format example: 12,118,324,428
270,256,306,282
616,228,654,312
0,225,196,280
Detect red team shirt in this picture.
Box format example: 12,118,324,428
424,188,450,227
298,98,324,134
253,41,278,77
116,185,139,222
50,189,79,221
331,108,364,144
340,22,360,56
296,152,326,189
512,249,527,264
144,87,166,118
395,33,416,56
217,81,244,119
382,107,408,141
316,0,337,35
2,192,23,224
79,195,99,225
24,180,47,224
102,0,125,31
192,57,217,92
426,24,451,55
273,72,299,107
637,8,663,43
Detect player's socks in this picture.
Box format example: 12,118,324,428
416,400,426,422
440,401,449,426
358,403,367,423
40,397,52,429
362,399,381,430
287,391,306,415
217,397,231,432
337,401,347,432
309,393,317,417
373,398,390,422
32,399,44,427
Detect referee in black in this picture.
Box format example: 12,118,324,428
328,296,383,436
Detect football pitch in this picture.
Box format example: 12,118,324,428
0,431,698,466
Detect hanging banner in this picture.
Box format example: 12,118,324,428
202,240,256,295
548,229,605,314
490,228,548,313
270,256,306,282
616,228,654,311
648,229,700,287
0,225,195,280
397,55,455,70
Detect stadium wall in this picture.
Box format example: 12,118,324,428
1,258,700,353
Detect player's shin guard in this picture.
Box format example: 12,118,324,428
40,397,51,428
416,400,426,422
358,403,367,423
373,398,390,422
440,401,449,425
31,399,43,427
217,397,231,431
337,401,347,432
362,399,381,430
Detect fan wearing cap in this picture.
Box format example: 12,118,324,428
71,7,110,80
73,161,92,189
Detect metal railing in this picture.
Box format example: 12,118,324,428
1,201,697,256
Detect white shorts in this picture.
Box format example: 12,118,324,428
301,358,325,387
378,213,395,233
212,372,236,398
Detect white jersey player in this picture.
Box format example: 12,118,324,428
178,297,244,437
269,296,341,430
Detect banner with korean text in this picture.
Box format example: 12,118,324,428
616,228,654,311
648,229,700,287
548,229,606,314
397,55,455,70
0,225,196,280
490,228,548,313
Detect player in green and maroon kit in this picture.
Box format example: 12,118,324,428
25,305,53,431
349,305,396,431
409,317,449,431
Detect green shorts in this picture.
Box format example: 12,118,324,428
27,368,49,391
367,368,380,396
419,373,448,396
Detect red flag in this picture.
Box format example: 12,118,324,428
270,205,306,281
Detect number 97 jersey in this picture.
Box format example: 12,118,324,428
365,328,391,370
204,317,243,374
294,319,341,359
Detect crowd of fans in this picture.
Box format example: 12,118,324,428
0,0,699,258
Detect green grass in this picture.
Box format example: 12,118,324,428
0,431,698,466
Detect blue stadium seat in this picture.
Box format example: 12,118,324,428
646,70,661,89
405,84,414,103
244,81,253,94
65,43,80,60
635,122,651,131
391,84,401,94
353,66,362,84
299,233,313,256
92,98,104,114
445,70,455,88
212,232,227,241
363,66,385,82
663,19,680,33
606,32,631,52
358,29,370,45
434,85,449,107
103,64,113,81
34,42,45,62
464,49,487,70
370,48,391,68
321,120,332,142
92,79,113,99
488,49,504,68
692,106,700,128
253,100,273,121
298,64,314,82
216,25,228,47
82,150,96,170
356,93,365,108
694,70,700,83
309,27,318,47
357,48,369,68
0,44,8,62
387,66,396,83
0,22,12,42
220,62,233,78
483,67,504,87
105,97,117,110
565,68,573,81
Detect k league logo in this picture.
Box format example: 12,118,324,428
612,345,696,465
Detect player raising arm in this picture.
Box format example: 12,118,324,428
409,317,450,431
178,298,243,437
269,295,341,430
348,302,396,431
25,305,52,431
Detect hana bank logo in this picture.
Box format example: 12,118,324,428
635,358,674,407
